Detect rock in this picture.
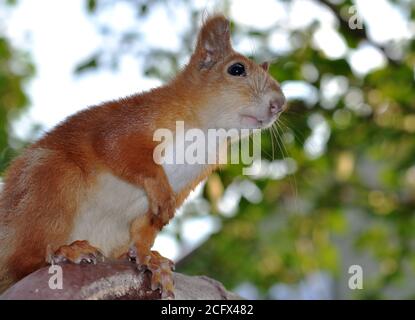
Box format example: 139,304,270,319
1,260,241,300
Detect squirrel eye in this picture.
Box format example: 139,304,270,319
227,63,246,76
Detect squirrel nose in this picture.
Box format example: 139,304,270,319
269,95,286,115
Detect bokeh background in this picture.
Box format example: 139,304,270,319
1,0,415,299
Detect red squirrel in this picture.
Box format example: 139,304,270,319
0,15,285,298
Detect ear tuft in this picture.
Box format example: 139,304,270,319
194,14,232,69
260,62,270,72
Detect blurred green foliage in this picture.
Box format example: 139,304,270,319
2,0,415,298
0,0,34,173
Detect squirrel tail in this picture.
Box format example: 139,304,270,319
0,184,16,294
0,233,15,294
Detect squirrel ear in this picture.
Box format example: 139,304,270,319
260,62,269,72
194,15,232,69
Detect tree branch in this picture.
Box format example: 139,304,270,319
1,260,241,300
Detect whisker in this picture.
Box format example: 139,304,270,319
278,117,306,146
271,123,285,159
258,131,274,160
274,121,300,214
268,127,275,161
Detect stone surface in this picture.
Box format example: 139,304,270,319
1,260,240,300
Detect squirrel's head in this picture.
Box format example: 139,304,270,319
185,14,286,130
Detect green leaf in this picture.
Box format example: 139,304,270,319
74,55,99,73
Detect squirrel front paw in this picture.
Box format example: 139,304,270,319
149,196,176,228
47,240,105,265
143,177,176,228
128,246,175,299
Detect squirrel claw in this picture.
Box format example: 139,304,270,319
48,240,104,265
127,246,137,262
133,249,175,300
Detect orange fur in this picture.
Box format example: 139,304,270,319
0,14,285,292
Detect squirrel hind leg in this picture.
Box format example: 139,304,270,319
128,213,175,299
48,240,105,265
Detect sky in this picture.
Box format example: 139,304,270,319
2,0,413,263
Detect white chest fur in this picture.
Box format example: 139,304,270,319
162,162,205,194
160,134,213,193
69,173,149,256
